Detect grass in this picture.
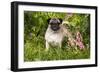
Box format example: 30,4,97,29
24,35,90,62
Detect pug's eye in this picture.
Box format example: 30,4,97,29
50,23,55,25
58,22,61,25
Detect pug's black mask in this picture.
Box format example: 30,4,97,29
47,18,63,31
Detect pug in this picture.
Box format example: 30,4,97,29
45,18,67,51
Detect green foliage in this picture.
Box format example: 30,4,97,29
24,11,90,61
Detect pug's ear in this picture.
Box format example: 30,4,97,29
47,18,51,24
58,18,63,23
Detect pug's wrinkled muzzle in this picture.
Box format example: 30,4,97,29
51,25,60,31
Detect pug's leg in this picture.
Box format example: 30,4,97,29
59,42,62,48
45,41,49,51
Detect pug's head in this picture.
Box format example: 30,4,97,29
47,18,63,31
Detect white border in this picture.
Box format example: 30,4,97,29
18,5,95,68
